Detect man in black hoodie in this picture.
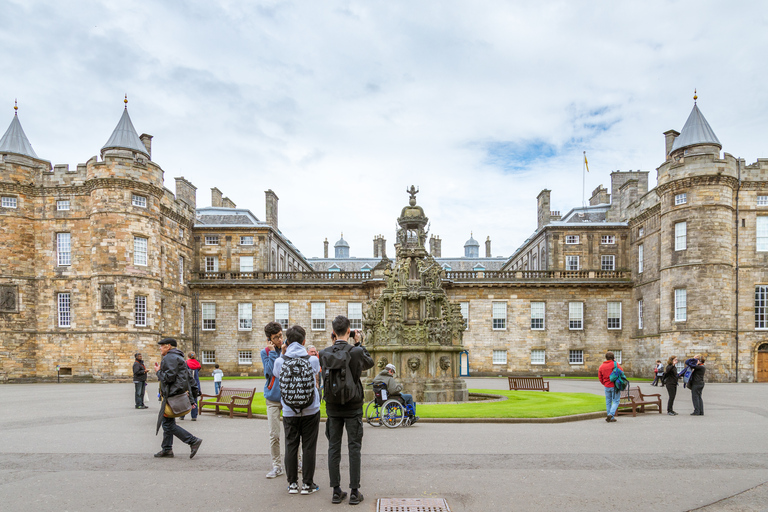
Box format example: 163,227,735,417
319,316,374,506
153,338,203,458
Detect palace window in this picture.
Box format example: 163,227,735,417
530,302,545,330
675,289,687,322
638,244,644,274
566,255,580,271
531,349,545,365
675,222,687,251
240,236,254,245
179,227,184,239
180,305,185,334
492,350,507,365
57,233,71,266
275,302,289,329
58,292,71,327
1,196,17,208
311,302,326,330
238,303,252,330
601,235,615,244
613,350,623,364
565,235,579,244
348,302,362,330
756,286,768,330
205,256,218,272
569,302,583,330
638,299,644,329
757,217,768,252
240,256,254,272
201,350,215,364
758,196,768,206
134,237,148,266
202,303,216,330
135,296,147,327
238,350,253,365
638,226,644,238
57,200,70,211
607,301,622,329
492,302,507,330
131,194,147,208
601,255,615,271
204,235,219,246
569,350,584,365
675,193,687,205
460,302,469,329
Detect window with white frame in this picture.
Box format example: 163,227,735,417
569,302,583,330
204,235,219,245
531,349,545,365
135,296,147,327
1,196,17,208
675,289,687,322
240,236,254,245
492,302,507,330
638,299,644,329
601,255,615,271
565,235,579,244
238,303,252,330
131,194,147,208
757,217,768,252
275,302,289,329
613,350,622,364
638,244,644,273
531,302,545,330
607,301,622,329
201,350,215,364
58,292,71,327
348,302,362,330
179,256,184,285
675,222,687,251
57,233,71,266
202,303,216,330
134,237,148,266
239,256,254,272
755,286,768,329
205,256,218,272
492,350,507,365
311,302,326,330
569,350,584,364
460,302,469,330
238,350,253,365
57,199,70,211
675,360,685,373
675,193,687,205
566,255,580,271
758,196,768,206
601,235,616,244
179,227,184,239
638,226,645,238
180,304,185,334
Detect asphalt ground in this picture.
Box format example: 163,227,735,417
1,378,767,512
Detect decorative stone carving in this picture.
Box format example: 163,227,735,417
439,356,451,371
100,284,115,310
0,286,17,312
377,357,388,369
407,356,421,373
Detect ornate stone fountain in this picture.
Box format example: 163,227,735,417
362,186,468,402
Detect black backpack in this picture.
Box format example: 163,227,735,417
279,355,316,414
322,344,360,405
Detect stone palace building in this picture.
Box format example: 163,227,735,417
1,98,767,382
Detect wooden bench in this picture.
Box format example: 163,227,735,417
508,376,550,391
617,386,662,416
199,387,257,418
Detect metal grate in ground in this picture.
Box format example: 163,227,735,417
377,498,451,512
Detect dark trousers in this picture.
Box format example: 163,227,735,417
284,412,321,486
652,374,662,386
666,384,677,412
161,415,196,451
134,381,146,407
326,415,364,489
690,383,705,415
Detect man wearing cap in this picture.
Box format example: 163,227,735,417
153,337,203,459
371,363,418,423
132,353,149,409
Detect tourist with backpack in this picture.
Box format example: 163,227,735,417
273,325,321,495
662,355,680,415
597,351,626,422
319,315,374,505
685,355,706,415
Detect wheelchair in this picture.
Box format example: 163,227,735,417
365,382,416,428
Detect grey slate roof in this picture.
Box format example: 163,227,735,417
101,108,149,157
195,207,260,227
0,114,39,159
670,104,721,153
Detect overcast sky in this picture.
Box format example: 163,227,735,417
2,0,767,259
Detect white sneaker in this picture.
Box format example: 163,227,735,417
301,483,319,495
288,482,299,494
266,466,283,479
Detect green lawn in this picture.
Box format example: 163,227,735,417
237,389,604,419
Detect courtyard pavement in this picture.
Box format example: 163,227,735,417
1,377,767,512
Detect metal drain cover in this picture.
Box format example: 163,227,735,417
377,498,451,512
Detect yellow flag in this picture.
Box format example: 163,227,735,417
584,153,589,172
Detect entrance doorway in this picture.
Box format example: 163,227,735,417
758,344,768,383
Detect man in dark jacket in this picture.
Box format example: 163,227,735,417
153,338,203,458
133,353,149,409
319,315,374,506
688,356,706,416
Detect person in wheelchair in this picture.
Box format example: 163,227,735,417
372,364,418,423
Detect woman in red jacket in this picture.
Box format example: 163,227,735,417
597,351,623,422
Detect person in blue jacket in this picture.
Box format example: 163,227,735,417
261,321,285,478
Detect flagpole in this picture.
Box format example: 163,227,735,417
582,151,586,208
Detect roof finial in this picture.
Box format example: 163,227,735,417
124,94,128,109
693,89,698,103
14,99,17,115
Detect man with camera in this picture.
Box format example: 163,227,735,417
319,316,374,505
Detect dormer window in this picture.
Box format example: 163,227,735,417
328,264,341,272
132,194,147,208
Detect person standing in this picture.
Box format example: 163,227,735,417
212,364,224,395
273,325,321,495
651,360,664,386
153,338,203,458
319,315,374,505
689,356,706,416
597,351,623,422
133,353,149,409
185,353,202,421
662,356,680,415
260,321,285,479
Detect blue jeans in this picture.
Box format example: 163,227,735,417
214,381,221,395
400,393,416,416
604,386,621,417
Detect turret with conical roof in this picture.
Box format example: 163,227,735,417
101,96,150,159
668,93,721,158
0,101,45,162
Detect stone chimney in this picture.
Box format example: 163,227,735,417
324,238,329,258
265,189,278,230
222,197,236,209
373,235,380,258
537,190,551,230
139,134,153,160
429,235,442,257
550,211,562,222
664,130,680,160
485,236,492,258
589,185,610,206
174,177,197,209
211,187,223,207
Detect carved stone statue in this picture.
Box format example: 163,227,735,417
377,357,389,370
407,356,421,373
406,185,419,206
100,284,115,310
0,286,16,311
439,356,451,371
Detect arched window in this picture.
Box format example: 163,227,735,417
759,343,768,352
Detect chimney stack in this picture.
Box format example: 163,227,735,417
323,238,329,258
174,177,197,209
537,190,551,230
222,197,236,209
664,130,680,160
485,236,491,258
265,189,279,230
429,235,442,257
379,237,387,258
139,134,153,160
211,187,223,207
373,235,380,258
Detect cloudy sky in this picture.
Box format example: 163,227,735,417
2,0,767,259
